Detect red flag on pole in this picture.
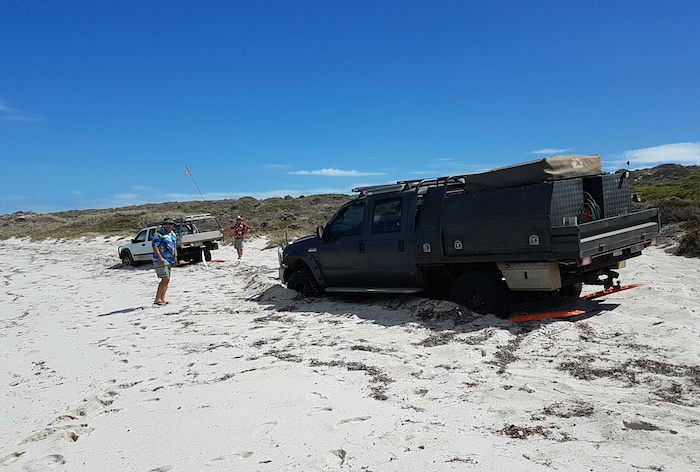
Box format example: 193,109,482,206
185,166,190,175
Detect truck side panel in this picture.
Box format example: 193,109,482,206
442,184,553,257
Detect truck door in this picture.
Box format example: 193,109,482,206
365,196,419,287
131,228,157,261
315,201,369,286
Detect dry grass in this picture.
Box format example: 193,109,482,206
0,194,352,243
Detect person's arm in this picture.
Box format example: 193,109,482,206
152,239,166,264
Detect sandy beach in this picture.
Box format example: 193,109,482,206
1,236,699,471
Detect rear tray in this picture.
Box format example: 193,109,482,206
180,230,223,245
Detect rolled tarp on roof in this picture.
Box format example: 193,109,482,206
464,154,602,190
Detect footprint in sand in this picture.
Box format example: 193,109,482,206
204,451,254,467
251,421,277,439
307,391,329,400
22,424,94,444
308,406,333,416
319,449,346,471
41,454,66,465
0,451,25,466
333,416,371,429
147,465,173,472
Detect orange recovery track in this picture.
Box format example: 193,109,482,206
507,309,587,323
507,284,644,323
581,283,645,300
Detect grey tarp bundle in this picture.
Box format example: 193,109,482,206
463,154,603,191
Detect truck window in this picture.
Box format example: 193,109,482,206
328,202,365,239
134,230,147,243
175,224,193,236
372,197,402,234
148,228,156,241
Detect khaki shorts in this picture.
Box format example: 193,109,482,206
233,239,244,249
154,263,172,279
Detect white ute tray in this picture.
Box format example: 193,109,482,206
180,230,223,246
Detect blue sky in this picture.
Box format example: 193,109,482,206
1,0,699,215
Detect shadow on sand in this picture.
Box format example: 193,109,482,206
252,285,620,335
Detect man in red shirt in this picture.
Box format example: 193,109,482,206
226,215,250,259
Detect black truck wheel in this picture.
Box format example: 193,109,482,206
182,248,204,264
450,272,511,316
287,270,324,297
203,248,212,262
120,250,135,267
559,282,583,298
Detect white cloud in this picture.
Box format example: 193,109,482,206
289,168,386,177
0,100,45,122
529,148,572,155
113,193,142,200
615,142,700,167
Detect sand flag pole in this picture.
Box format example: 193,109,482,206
185,166,206,202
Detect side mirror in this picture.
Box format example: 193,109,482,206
316,225,325,240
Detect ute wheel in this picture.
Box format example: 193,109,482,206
559,282,583,298
287,270,324,297
450,272,511,316
121,250,135,267
204,248,212,262
186,249,203,264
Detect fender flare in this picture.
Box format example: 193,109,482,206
285,254,327,287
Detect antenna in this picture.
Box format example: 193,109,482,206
184,166,206,202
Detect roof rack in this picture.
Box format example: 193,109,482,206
177,213,214,222
147,213,219,227
397,175,474,195
352,183,408,197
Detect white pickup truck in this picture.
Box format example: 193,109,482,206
118,213,224,266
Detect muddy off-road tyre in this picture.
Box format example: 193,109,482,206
287,270,324,297
450,272,512,316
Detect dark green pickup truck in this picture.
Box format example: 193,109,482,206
278,155,659,316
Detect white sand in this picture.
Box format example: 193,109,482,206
1,236,699,471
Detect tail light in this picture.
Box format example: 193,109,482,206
578,256,592,267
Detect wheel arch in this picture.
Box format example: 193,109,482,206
282,255,325,287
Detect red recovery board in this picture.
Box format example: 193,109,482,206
506,284,645,323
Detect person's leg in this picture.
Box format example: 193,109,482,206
154,264,171,304
159,277,170,303
155,277,168,303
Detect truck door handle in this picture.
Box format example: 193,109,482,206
398,240,405,252
359,242,365,253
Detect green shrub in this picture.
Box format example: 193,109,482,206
678,229,700,257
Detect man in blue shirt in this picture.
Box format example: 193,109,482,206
152,218,177,305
